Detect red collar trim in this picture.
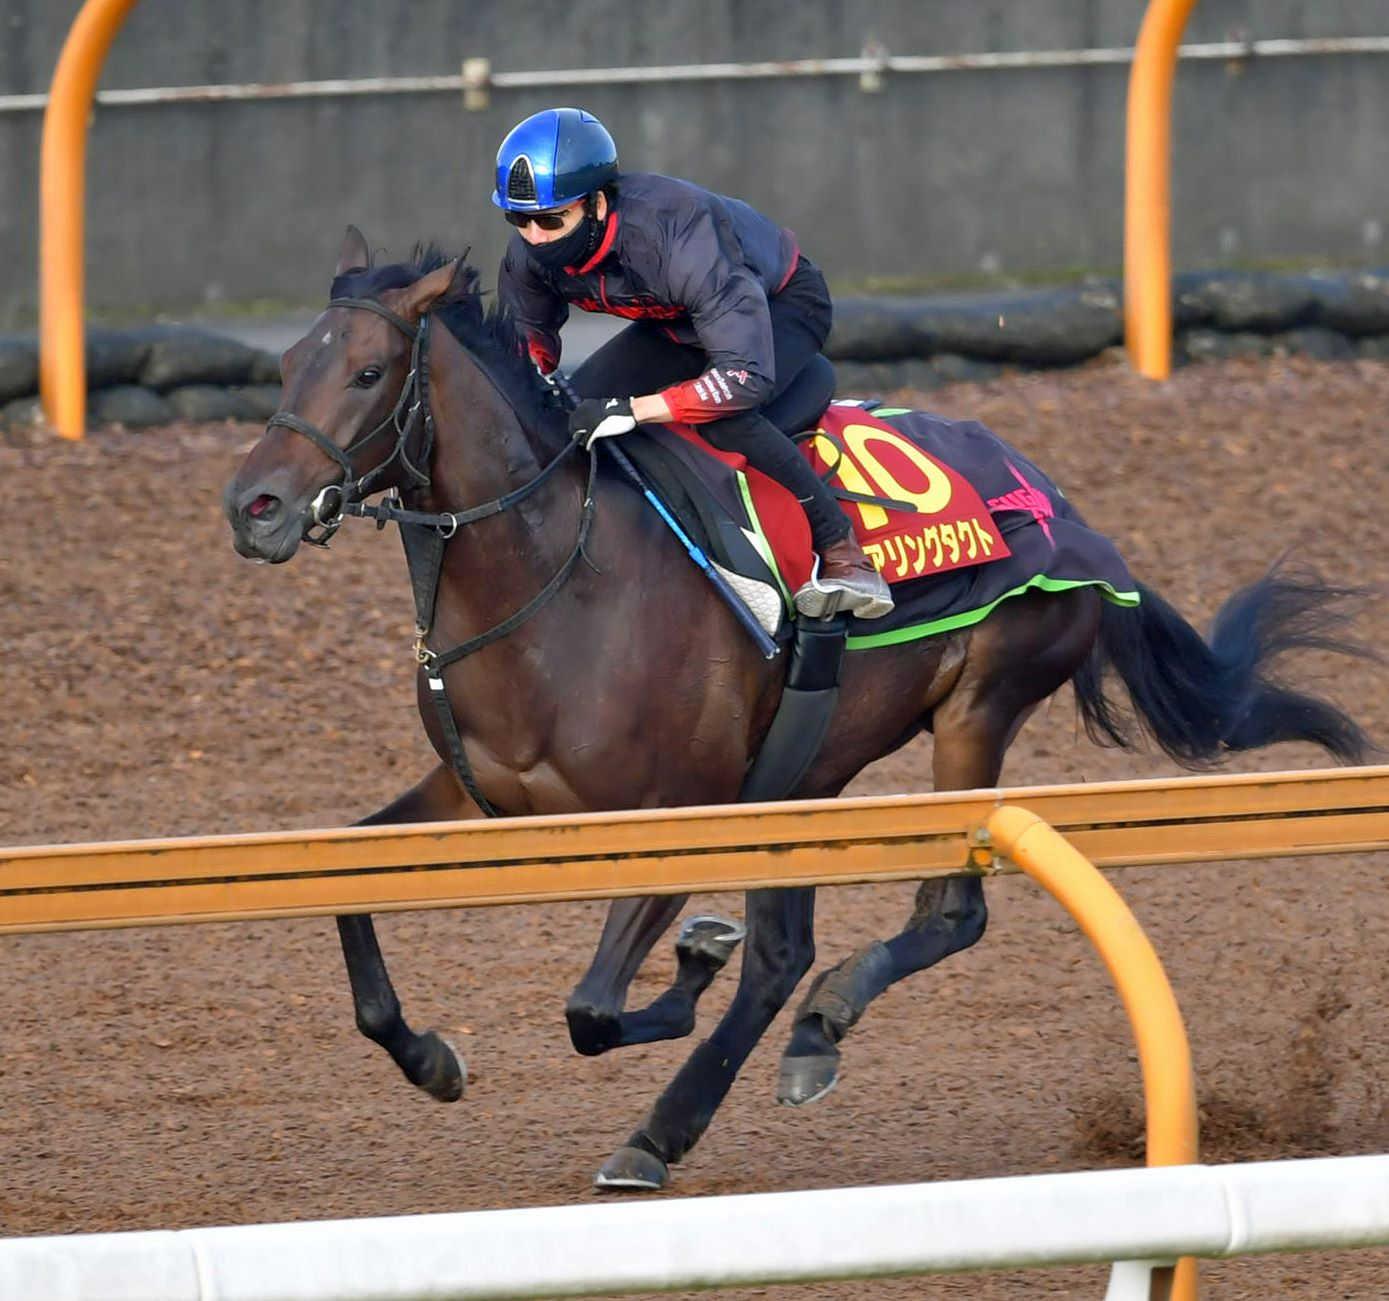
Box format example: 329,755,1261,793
568,212,620,276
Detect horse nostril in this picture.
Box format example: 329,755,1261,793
247,493,280,521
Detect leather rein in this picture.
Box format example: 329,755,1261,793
265,295,597,816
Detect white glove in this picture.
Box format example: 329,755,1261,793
569,397,637,449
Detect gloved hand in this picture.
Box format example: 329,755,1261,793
569,397,637,449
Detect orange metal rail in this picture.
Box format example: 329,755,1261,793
1124,0,1200,379
9,765,1383,1301
2,766,1386,935
989,806,1200,1300
39,0,141,439
37,0,1204,438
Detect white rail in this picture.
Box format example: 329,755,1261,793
3,1155,1386,1300
2,37,1387,113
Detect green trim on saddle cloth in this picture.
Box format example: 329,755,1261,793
845,576,1141,651
735,469,796,611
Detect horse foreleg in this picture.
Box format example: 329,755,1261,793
337,764,474,1102
594,886,815,1190
566,902,745,1055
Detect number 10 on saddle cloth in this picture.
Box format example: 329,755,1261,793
637,400,1138,648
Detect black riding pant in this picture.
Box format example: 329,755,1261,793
571,257,850,549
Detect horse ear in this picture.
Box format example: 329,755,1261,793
397,257,468,319
335,225,371,277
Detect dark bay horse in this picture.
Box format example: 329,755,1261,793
224,230,1370,1191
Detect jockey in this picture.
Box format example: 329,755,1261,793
492,106,893,621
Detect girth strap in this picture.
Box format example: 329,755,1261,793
738,614,848,802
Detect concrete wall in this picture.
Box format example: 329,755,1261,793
1,0,1386,325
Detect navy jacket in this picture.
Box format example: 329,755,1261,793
497,172,800,422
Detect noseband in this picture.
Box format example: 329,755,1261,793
265,296,435,545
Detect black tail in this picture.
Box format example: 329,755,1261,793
1073,568,1375,768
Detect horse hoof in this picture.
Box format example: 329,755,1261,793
565,1003,623,1057
777,1053,840,1107
420,1032,467,1102
594,1145,670,1191
676,915,746,968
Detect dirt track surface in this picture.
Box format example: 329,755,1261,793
2,354,1387,1297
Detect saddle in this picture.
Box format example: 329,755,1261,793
618,380,1137,804
621,397,1137,650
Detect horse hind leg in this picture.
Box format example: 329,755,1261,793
777,877,986,1106
565,902,745,1056
778,588,1100,1106
337,764,473,1102
776,704,1009,1107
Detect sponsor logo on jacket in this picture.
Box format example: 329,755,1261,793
692,368,751,407
572,295,686,321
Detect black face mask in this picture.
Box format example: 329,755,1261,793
526,214,603,274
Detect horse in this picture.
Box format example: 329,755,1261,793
223,228,1371,1191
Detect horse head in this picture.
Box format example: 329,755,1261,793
224,226,468,562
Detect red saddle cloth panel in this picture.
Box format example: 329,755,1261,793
665,404,1010,594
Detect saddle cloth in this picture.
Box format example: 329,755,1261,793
620,400,1139,650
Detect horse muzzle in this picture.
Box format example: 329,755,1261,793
223,476,324,563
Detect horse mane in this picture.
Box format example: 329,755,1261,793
329,243,564,441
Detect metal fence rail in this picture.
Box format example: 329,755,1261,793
4,36,1388,113
3,766,1387,934
5,767,1386,1300
2,1155,1386,1300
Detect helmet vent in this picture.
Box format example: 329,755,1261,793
506,156,537,205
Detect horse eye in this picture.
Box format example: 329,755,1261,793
354,367,383,388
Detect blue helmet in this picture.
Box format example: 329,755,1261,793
492,108,618,212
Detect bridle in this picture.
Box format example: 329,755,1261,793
264,296,437,546
261,291,594,818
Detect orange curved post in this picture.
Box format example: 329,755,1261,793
1124,0,1199,380
39,0,142,439
987,804,1198,1300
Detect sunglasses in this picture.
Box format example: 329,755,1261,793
504,206,577,231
